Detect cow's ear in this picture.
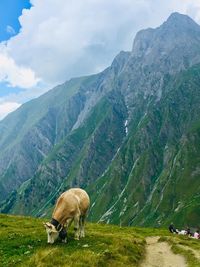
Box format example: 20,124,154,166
43,222,48,228
43,222,52,229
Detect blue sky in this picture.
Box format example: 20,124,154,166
0,0,31,116
0,82,23,97
0,0,31,42
0,0,200,120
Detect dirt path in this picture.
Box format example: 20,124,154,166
140,236,187,267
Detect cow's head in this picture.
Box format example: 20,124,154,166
43,222,59,244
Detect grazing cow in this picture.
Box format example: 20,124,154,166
44,188,90,244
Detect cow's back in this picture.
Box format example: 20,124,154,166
52,188,90,222
69,188,90,215
53,191,78,220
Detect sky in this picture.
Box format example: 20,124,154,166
0,0,200,120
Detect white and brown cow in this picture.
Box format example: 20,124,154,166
44,188,90,244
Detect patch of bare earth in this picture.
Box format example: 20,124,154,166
140,236,187,267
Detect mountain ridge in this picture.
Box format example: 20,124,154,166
0,12,200,227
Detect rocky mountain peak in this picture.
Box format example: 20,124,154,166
110,51,131,75
164,12,200,30
131,12,200,73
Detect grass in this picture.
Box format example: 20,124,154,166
0,214,146,267
158,235,200,267
1,214,200,266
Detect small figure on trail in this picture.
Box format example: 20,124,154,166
194,230,200,239
169,223,177,233
186,227,192,236
178,229,187,235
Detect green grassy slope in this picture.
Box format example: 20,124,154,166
0,214,146,267
1,214,200,267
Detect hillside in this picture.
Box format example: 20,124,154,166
0,214,200,267
0,214,146,267
0,12,200,227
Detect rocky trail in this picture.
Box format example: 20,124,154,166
140,236,187,267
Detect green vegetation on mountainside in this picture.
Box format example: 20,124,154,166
0,76,90,201
1,90,126,217
89,65,200,227
0,76,86,152
2,65,200,228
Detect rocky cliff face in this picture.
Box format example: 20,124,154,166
0,13,200,227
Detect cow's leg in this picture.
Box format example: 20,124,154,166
80,215,86,238
74,214,80,240
62,236,67,244
66,218,73,230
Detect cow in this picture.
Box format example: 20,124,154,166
44,188,90,244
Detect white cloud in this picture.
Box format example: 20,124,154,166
0,52,39,88
184,0,200,23
0,0,200,120
4,0,199,88
0,100,21,120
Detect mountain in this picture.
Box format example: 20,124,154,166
0,12,200,227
